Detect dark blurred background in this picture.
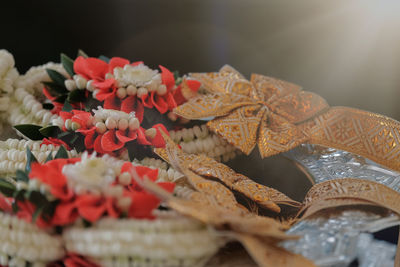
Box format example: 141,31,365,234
3,0,400,119
2,0,399,246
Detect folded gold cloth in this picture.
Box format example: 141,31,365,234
175,65,400,172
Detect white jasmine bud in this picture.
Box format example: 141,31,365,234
105,118,117,129
128,118,140,131
94,122,106,134
145,128,157,139
118,118,128,131
137,87,148,97
126,85,137,95
157,84,167,95
65,119,72,130
64,79,76,91
71,122,81,131
75,76,87,89
86,80,96,91
116,87,127,99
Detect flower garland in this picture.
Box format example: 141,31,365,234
7,51,239,164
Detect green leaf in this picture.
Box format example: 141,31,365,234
78,49,89,58
45,151,53,162
57,131,72,139
46,69,67,87
54,146,68,159
0,179,16,197
25,148,38,173
14,124,45,141
68,89,86,103
39,125,61,138
99,55,110,63
32,205,44,223
61,53,75,77
62,100,73,112
43,81,68,94
16,170,29,183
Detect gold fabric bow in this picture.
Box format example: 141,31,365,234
155,130,301,213
175,66,400,172
175,65,329,158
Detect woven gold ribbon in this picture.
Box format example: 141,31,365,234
175,66,400,172
155,131,301,213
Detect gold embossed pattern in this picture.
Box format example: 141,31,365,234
154,131,301,213
175,66,329,158
300,178,400,219
177,66,400,173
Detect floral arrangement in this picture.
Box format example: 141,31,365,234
0,49,399,267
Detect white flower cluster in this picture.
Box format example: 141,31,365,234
169,126,239,162
16,62,67,93
9,88,60,127
0,138,78,177
0,212,64,266
112,63,167,97
92,107,139,133
63,214,221,267
0,50,19,112
62,152,131,211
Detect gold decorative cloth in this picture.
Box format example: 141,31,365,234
155,131,301,213
175,65,400,172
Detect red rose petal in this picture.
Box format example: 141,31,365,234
75,195,107,223
92,135,105,154
116,129,137,143
137,127,151,145
105,197,120,218
104,96,121,110
131,61,144,66
95,86,116,101
149,124,169,148
59,111,73,121
73,56,109,80
134,166,158,182
101,130,125,152
151,92,168,114
42,87,56,101
157,182,175,193
121,95,138,114
109,57,130,72
128,191,160,219
51,201,78,226
186,79,201,92
159,65,175,90
165,92,177,110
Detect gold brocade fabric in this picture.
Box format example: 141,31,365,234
299,178,400,219
175,66,400,172
155,131,301,213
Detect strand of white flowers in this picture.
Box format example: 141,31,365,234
15,62,67,94
0,212,64,266
169,126,239,162
0,50,19,134
0,139,78,176
62,215,220,266
8,88,60,127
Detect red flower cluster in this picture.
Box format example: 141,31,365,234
13,157,175,227
59,110,168,154
73,56,200,122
